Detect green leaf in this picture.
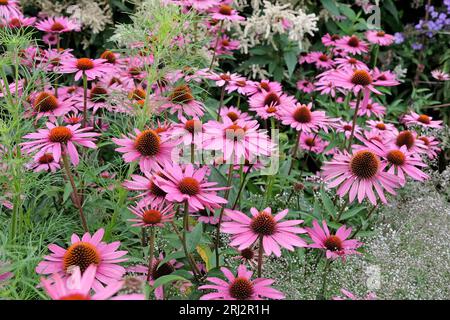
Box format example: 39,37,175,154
321,0,340,16
341,206,366,220
284,50,297,78
62,182,72,203
186,223,203,253
321,189,336,217
152,275,187,289
339,5,356,21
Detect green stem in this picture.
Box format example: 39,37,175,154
209,20,224,70
372,44,379,69
178,204,201,278
146,227,156,283
231,164,253,210
62,148,88,232
319,259,331,300
287,129,302,176
346,91,362,151
257,236,264,277
216,85,225,121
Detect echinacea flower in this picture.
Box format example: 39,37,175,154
308,52,334,69
26,152,60,172
128,201,174,228
203,116,274,163
40,265,144,300
123,169,168,207
402,111,443,129
35,16,80,34
3,15,36,28
322,149,401,205
36,228,128,291
199,264,284,300
222,207,307,257
226,77,258,96
255,80,282,94
335,35,369,55
215,34,240,55
305,220,362,260
21,122,99,166
233,246,259,268
113,128,176,172
365,30,394,46
390,130,426,154
366,120,397,137
350,98,386,118
333,288,376,300
417,136,441,159
127,253,183,300
219,106,252,122
296,80,315,93
431,69,450,81
248,90,296,119
321,33,341,46
170,116,203,147
30,91,73,121
279,102,336,133
154,163,228,212
160,84,205,118
188,0,219,11
322,67,398,97
299,132,329,154
210,4,244,21
336,120,362,139
365,140,429,185
335,57,368,71
71,85,109,114
59,57,114,81
0,262,12,285
0,0,21,20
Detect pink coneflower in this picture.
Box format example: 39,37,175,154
299,132,329,154
233,246,259,268
309,52,334,69
323,67,398,96
188,0,219,11
71,85,109,114
321,33,341,46
154,163,228,213
21,122,99,166
402,111,443,129
333,288,377,300
350,98,386,118
279,102,336,133
365,30,394,46
195,208,220,225
255,79,283,94
207,71,241,87
42,32,58,46
314,77,336,97
128,201,174,228
203,117,273,163
365,140,428,185
418,136,440,160
36,228,128,291
335,35,369,55
2,15,36,28
0,262,12,285
219,106,252,122
160,84,205,118
372,67,399,85
390,130,426,154
123,170,168,207
59,57,114,81
335,57,368,70
248,90,296,120
40,48,74,72
336,120,362,139
322,149,401,205
26,152,60,172
113,128,175,172
210,4,244,21
366,120,397,137
199,264,284,300
29,91,73,121
0,0,20,19
41,265,144,300
170,116,203,147
128,253,183,299
431,69,450,81
216,34,240,55
226,77,258,96
305,220,362,260
222,208,307,257
296,80,315,93
35,16,80,34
